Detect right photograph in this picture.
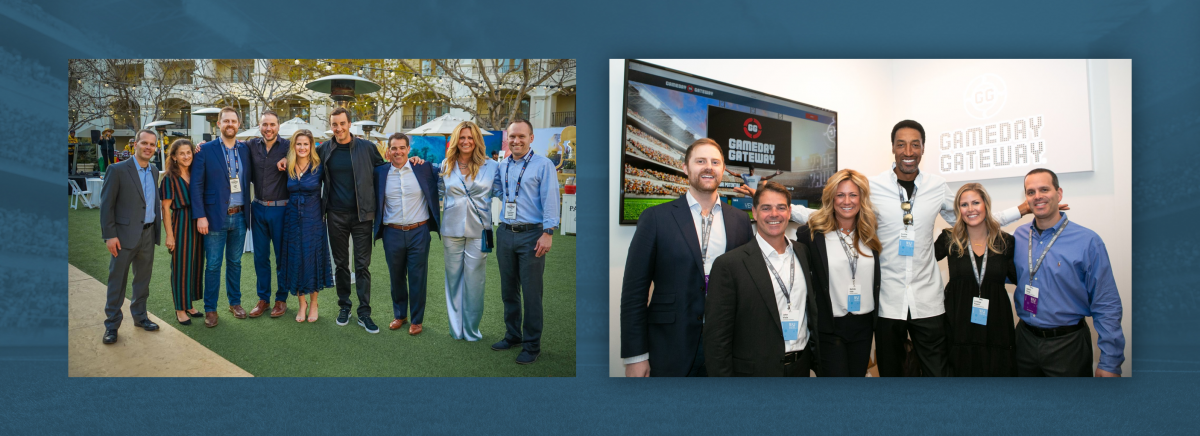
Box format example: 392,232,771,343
607,59,1132,377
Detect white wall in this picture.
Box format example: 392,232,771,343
608,59,1132,376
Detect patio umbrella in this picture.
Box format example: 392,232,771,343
278,117,319,138
236,127,261,139
407,113,493,137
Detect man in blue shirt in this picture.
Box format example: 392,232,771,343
1014,168,1124,377
491,119,560,365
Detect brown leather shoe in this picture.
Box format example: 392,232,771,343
270,301,287,318
248,300,269,318
204,311,219,328
389,318,407,330
229,305,247,319
408,323,423,336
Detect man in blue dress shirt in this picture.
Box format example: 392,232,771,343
491,119,560,365
1014,168,1124,377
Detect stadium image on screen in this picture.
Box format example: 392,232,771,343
619,60,838,224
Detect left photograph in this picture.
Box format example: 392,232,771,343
67,59,578,377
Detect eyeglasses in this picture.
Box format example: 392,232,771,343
901,200,913,226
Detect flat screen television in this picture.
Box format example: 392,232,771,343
619,59,838,224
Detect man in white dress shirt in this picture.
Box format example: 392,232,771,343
373,133,441,336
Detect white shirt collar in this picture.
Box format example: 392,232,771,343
685,191,721,213
390,161,411,173
755,232,791,259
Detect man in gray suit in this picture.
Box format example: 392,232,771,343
99,129,162,344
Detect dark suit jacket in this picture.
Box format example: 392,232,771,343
620,195,753,377
317,137,387,222
704,239,821,377
795,225,882,337
189,138,252,232
99,159,161,247
372,161,441,241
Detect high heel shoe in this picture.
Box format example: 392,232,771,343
187,311,204,318
176,317,192,326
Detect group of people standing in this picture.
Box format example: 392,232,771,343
621,120,1124,377
98,106,560,365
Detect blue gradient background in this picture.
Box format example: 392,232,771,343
3,0,1197,432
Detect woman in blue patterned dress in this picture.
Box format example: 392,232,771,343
281,129,332,322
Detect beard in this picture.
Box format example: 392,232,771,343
689,169,719,193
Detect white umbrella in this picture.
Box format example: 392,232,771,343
236,127,261,139
350,125,388,139
278,117,319,138
407,113,493,136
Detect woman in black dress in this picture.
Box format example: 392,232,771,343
795,169,882,377
935,183,1017,376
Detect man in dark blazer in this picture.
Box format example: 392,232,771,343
705,182,821,377
374,133,440,336
620,138,753,377
99,129,162,344
190,106,253,327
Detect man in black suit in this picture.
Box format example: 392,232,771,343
620,138,753,377
704,181,820,377
98,129,163,344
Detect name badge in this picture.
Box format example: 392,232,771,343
504,202,517,220
781,312,799,341
847,284,861,313
230,177,242,193
898,231,914,256
971,297,989,325
1023,285,1039,315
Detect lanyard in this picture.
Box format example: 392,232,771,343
898,184,917,228
460,174,490,226
834,230,859,284
970,244,989,293
220,142,241,178
698,202,720,264
1028,217,1069,280
503,150,534,203
762,248,797,310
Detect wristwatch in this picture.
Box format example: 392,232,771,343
543,228,555,235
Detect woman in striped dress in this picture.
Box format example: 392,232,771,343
160,139,205,325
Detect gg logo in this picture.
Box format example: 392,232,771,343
743,118,762,139
963,73,1008,120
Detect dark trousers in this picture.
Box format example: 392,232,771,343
1015,320,1093,377
820,312,875,377
251,202,287,303
382,225,430,324
876,313,949,377
783,348,814,377
104,225,155,330
327,210,374,318
687,338,707,377
496,225,546,353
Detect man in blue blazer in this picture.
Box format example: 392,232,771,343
190,106,253,327
374,133,441,335
620,138,754,377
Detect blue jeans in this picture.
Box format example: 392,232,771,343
203,211,247,312
251,202,287,302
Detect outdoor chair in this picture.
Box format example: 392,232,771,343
69,179,95,210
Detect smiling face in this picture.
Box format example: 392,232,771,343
456,126,476,157
218,111,240,140
958,189,987,228
754,189,791,239
294,135,311,159
506,122,533,158
388,137,410,166
174,143,194,169
259,113,279,142
1024,172,1062,221
134,131,157,162
833,179,861,224
684,143,724,194
330,112,351,143
892,127,924,176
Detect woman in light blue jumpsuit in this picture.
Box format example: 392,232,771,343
439,121,500,341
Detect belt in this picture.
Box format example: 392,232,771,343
386,220,429,231
254,199,288,207
1021,320,1086,338
781,349,807,364
143,222,154,229
500,223,541,233
227,205,243,215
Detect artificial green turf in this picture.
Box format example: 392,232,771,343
68,198,576,377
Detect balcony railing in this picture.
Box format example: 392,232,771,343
552,111,576,127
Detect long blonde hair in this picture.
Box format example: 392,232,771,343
807,169,882,256
949,183,1007,257
441,121,487,180
287,129,320,179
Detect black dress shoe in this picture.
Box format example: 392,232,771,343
134,320,160,331
187,311,204,318
176,317,192,326
102,330,118,344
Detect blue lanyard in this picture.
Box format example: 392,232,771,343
220,142,241,177
503,150,534,203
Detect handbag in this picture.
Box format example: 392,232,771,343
461,176,494,253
